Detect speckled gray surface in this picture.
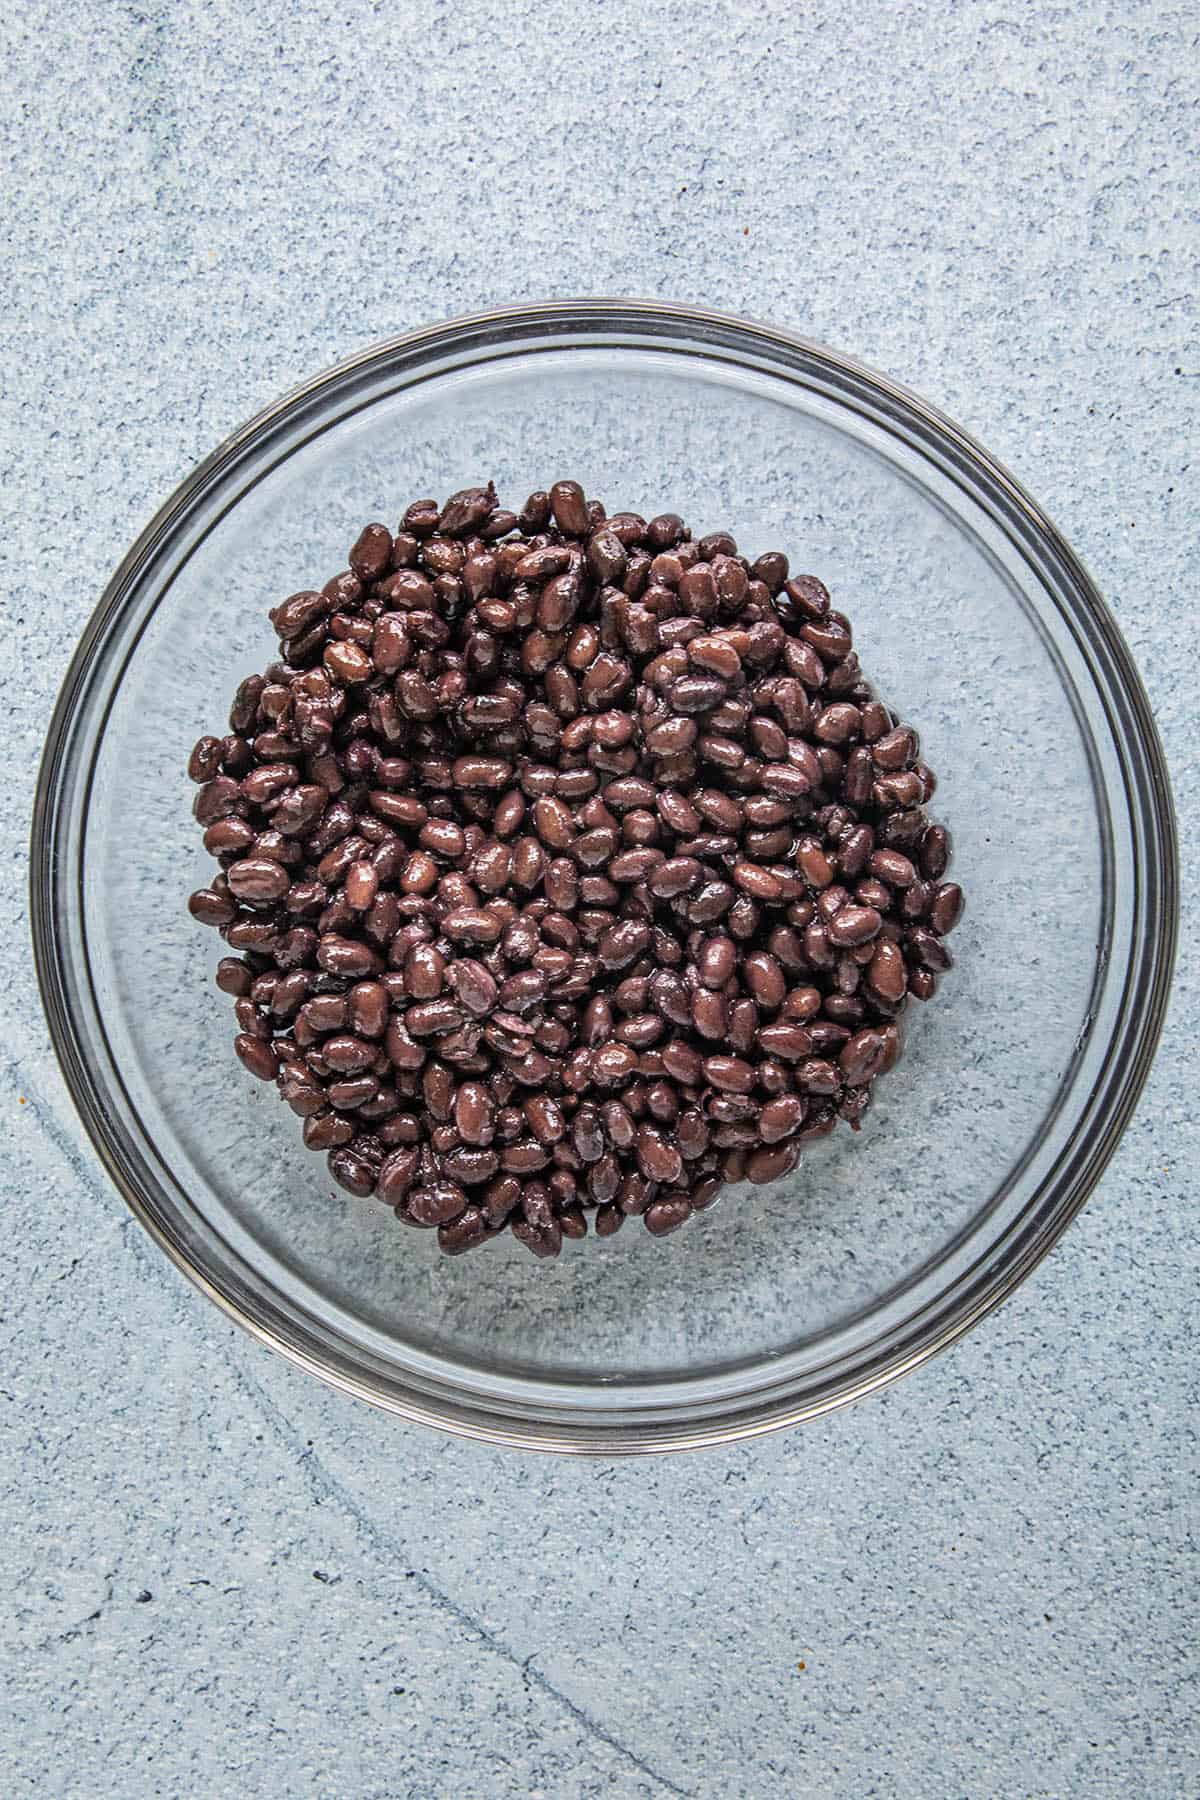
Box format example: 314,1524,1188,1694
3,2,1196,1795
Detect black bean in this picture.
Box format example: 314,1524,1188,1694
347,522,392,581
929,882,964,936
644,1195,691,1236
524,1094,565,1143
442,1147,500,1186
872,725,917,769
759,1095,805,1142
637,1128,683,1185
741,950,786,1009
321,1033,376,1073
409,1181,469,1226
193,774,245,827
187,735,224,783
327,1145,379,1197
501,1138,551,1175
744,1144,799,1185
600,1100,636,1150
436,1207,492,1254
549,479,590,537
438,483,497,537
598,919,652,970
670,674,729,714
868,849,917,888
839,1029,888,1086
814,703,862,745
591,1041,639,1086
690,987,728,1041
826,904,882,947
695,935,734,988
376,1144,421,1206
920,822,951,881
867,939,907,1002
233,1033,278,1080
756,1022,813,1062
302,1111,352,1152
900,879,933,922
316,936,380,979
222,857,289,905
702,1055,756,1095
609,847,664,882
732,860,782,901
327,1074,378,1110
902,921,952,975
188,887,237,927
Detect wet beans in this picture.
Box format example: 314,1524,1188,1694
188,480,961,1258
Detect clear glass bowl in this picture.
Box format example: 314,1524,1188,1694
32,301,1178,1452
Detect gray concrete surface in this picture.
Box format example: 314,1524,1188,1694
2,1,1196,1795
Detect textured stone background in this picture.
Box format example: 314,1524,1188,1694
2,2,1196,1795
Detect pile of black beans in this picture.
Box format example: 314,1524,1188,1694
187,480,963,1258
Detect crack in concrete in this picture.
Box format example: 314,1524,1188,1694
231,1357,690,1798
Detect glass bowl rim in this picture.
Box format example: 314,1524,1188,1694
30,297,1180,1453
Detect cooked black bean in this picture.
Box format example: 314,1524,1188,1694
321,1033,376,1073
187,735,224,783
592,1040,639,1086
304,1111,354,1151
742,950,786,1010
920,822,951,881
234,1033,278,1080
436,1206,492,1254
839,1028,888,1086
521,1094,563,1144
744,1144,799,1185
871,724,917,769
327,1144,379,1197
644,1195,691,1236
442,1146,500,1186
501,1139,551,1175
702,1055,756,1095
928,882,964,936
597,919,652,970
732,860,782,901
866,938,907,1002
405,998,466,1037
908,925,954,971
758,1094,805,1143
326,1074,379,1110
549,479,590,537
637,1128,683,1185
690,987,728,1041
826,904,883,948
408,1180,469,1226
189,480,960,1258
189,886,237,927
